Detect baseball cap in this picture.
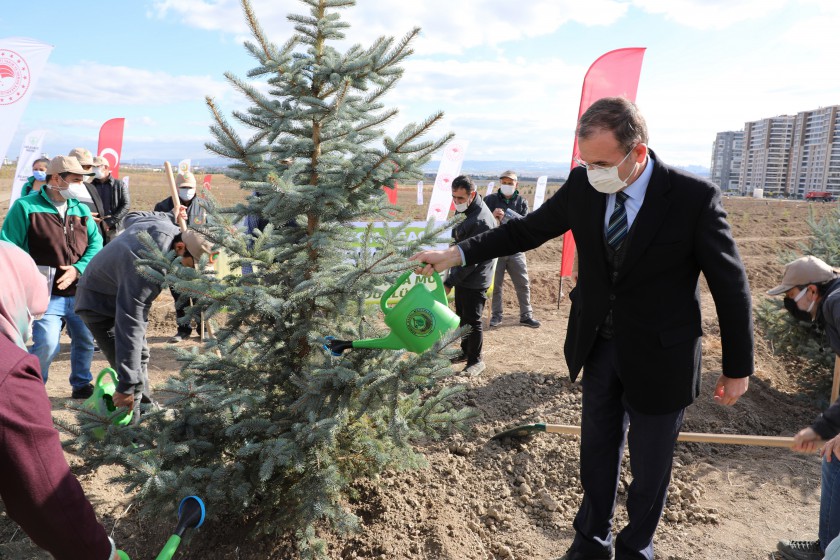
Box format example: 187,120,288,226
181,230,215,261
46,155,94,176
500,170,518,181
67,148,94,167
177,171,197,188
767,256,837,295
92,156,109,167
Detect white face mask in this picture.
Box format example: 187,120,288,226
454,193,474,213
51,181,80,200
500,184,515,197
94,167,107,180
179,187,196,201
585,148,637,194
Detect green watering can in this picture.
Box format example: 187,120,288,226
82,368,132,439
117,495,205,560
327,270,460,355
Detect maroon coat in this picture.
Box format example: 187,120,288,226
0,335,111,559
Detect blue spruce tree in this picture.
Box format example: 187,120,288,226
64,0,474,556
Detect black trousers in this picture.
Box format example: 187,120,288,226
569,336,684,560
170,286,193,336
77,312,150,424
453,286,486,366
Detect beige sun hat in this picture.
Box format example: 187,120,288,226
767,256,838,295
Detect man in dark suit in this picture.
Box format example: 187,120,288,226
412,97,754,560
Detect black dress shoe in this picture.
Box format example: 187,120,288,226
71,384,94,400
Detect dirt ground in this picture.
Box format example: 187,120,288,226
1,176,839,559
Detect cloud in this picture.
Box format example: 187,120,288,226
55,119,101,129
149,0,629,54
35,62,229,105
631,0,789,30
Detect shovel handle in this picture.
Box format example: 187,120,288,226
165,162,187,232
543,424,795,448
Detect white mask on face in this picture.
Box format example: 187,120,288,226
454,193,474,213
94,167,107,180
500,184,515,197
179,187,196,201
585,147,637,194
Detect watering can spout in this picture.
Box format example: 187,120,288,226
351,332,406,351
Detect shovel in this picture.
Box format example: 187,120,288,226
116,495,205,560
490,423,795,447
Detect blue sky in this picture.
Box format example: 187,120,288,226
1,0,838,168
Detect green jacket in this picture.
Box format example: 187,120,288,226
20,176,36,197
0,188,103,297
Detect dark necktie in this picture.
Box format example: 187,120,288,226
606,191,630,249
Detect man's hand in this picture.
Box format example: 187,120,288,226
792,427,822,453
112,391,134,410
713,374,749,406
822,434,840,462
56,265,79,290
410,247,462,276
492,208,504,222
444,284,452,295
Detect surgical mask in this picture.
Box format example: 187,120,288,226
59,184,80,200
585,148,637,194
500,184,515,197
454,193,473,213
784,287,816,322
94,167,107,180
32,169,47,181
179,187,196,201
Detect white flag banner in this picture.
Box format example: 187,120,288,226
533,175,548,210
9,129,46,205
0,38,53,174
485,181,495,197
416,180,423,205
178,159,191,174
425,139,469,222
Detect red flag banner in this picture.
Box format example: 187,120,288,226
560,48,646,278
383,185,398,205
97,117,125,178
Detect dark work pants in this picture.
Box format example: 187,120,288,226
78,313,150,424
570,336,684,560
453,286,486,366
169,286,193,337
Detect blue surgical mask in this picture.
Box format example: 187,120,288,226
32,169,47,181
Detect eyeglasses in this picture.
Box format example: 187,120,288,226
574,145,638,171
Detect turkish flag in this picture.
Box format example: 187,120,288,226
383,185,398,205
97,118,125,178
560,48,646,277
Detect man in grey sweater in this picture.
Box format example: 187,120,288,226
75,211,214,418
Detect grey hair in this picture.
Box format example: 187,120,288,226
576,97,649,152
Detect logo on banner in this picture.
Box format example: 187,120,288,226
99,148,120,169
0,49,30,105
445,142,466,161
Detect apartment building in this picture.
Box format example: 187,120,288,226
739,115,795,197
709,130,743,192
787,105,840,198
715,104,840,197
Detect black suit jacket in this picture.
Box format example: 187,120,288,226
459,152,754,414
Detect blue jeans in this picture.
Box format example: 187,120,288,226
821,456,840,553
30,295,94,390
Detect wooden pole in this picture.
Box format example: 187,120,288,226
542,423,795,448
832,355,840,404
165,162,219,355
